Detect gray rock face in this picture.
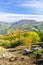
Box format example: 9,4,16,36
23,49,33,55
23,46,42,55
33,46,41,51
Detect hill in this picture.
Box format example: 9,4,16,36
0,22,12,34
7,20,43,33
0,20,43,34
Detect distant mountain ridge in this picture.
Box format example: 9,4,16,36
0,20,43,34
7,19,43,33
0,22,12,34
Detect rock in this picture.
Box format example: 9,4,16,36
23,49,33,55
35,60,43,65
2,53,12,58
2,54,6,58
0,53,17,59
33,46,41,51
35,54,41,59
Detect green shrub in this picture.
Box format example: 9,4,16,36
9,40,23,48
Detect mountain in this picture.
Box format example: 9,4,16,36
7,20,43,33
0,22,12,34
0,20,43,35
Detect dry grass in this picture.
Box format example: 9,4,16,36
0,47,6,54
0,46,43,65
0,46,35,65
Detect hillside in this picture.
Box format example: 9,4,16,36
0,30,43,65
7,20,43,33
0,20,43,34
0,22,12,34
0,30,40,48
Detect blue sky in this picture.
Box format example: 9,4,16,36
0,0,43,14
0,0,43,22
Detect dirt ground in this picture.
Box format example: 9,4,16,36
0,46,43,65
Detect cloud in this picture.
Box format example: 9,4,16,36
0,0,43,9
0,0,43,14
0,13,43,22
18,0,43,12
19,1,42,8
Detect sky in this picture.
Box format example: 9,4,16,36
0,0,43,22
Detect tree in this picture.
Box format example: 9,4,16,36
38,32,43,42
23,36,32,49
29,32,40,43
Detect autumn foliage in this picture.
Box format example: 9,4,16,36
0,30,40,48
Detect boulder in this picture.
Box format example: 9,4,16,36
23,49,33,55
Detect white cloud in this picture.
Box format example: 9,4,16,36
20,1,42,8
0,0,43,13
18,0,43,12
0,13,43,22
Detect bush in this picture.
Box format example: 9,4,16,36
9,40,23,48
0,30,40,48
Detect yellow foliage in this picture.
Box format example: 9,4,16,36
0,30,40,48
23,36,32,45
